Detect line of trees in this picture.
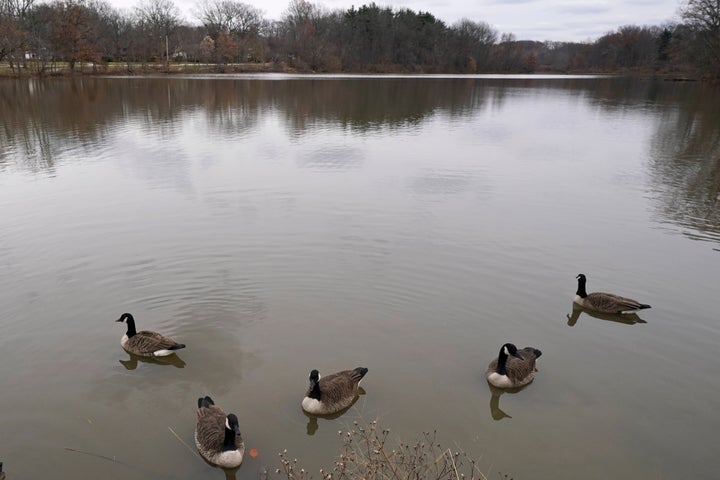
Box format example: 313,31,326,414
0,0,718,78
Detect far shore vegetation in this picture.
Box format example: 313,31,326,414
0,0,718,80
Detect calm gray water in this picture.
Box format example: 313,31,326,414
1,75,719,480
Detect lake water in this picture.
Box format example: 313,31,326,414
1,75,719,480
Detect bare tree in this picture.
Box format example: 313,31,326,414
50,0,102,72
174,23,206,62
194,0,233,38
280,0,326,69
450,18,497,72
0,14,26,66
194,0,263,61
0,0,35,19
134,0,180,63
681,0,720,76
0,0,34,68
93,4,134,63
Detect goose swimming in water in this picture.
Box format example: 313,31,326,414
574,274,651,314
486,343,542,389
195,396,245,469
115,313,186,357
302,367,368,415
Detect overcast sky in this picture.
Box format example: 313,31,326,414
117,0,684,42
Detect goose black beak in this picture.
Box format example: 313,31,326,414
513,352,524,360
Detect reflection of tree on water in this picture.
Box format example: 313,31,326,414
647,82,720,246
0,77,507,174
566,304,647,327
5,76,720,239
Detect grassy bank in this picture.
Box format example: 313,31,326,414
0,61,287,77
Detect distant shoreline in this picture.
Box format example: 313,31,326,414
0,61,702,81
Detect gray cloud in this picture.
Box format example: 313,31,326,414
553,3,612,15
486,0,541,4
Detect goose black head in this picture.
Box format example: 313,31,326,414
225,414,241,435
116,313,137,337
502,343,524,361
116,313,135,323
308,369,320,388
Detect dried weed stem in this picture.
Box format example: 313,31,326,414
263,420,493,480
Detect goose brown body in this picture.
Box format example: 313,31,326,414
195,396,244,469
302,367,368,415
486,343,542,389
116,313,185,357
574,274,651,314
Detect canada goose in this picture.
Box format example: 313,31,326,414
486,343,542,389
195,396,245,469
574,274,651,314
0,461,5,480
302,367,368,415
115,313,186,357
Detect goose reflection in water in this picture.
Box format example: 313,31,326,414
566,304,648,327
119,352,187,370
218,467,240,480
222,466,241,480
303,387,365,435
487,384,532,421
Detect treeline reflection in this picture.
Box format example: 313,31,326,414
1,76,719,244
2,77,612,160
647,82,720,245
